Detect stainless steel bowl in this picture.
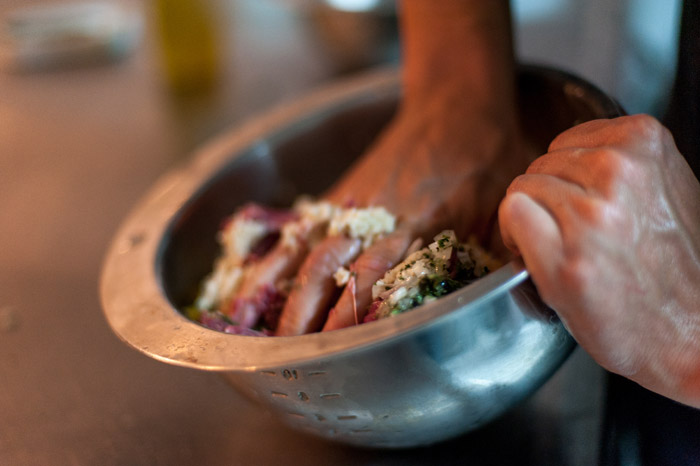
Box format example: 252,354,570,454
100,65,622,448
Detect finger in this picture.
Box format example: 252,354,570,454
498,191,564,297
526,148,606,190
275,236,362,336
547,118,633,152
506,172,600,236
536,146,637,200
225,240,309,328
548,115,665,154
237,241,309,298
501,173,603,310
322,229,414,331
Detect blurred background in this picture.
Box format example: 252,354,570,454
0,1,687,465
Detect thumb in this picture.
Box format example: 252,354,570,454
498,191,563,295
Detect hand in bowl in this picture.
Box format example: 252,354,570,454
223,0,532,335
272,87,533,335
271,0,534,335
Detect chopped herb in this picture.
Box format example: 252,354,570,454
418,275,463,299
184,306,201,321
363,231,496,322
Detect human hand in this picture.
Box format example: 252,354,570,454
499,115,700,408
273,89,533,335
240,0,528,335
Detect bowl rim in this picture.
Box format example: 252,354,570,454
100,65,619,372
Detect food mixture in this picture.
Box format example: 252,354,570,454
364,230,497,322
186,198,498,336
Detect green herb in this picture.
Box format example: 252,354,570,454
418,275,462,299
390,290,426,315
184,306,201,321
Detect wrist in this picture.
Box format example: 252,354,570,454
399,0,515,108
637,260,700,409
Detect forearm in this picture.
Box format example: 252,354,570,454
399,0,516,111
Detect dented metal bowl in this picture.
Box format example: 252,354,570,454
100,65,622,448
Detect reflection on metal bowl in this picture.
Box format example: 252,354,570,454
100,65,623,448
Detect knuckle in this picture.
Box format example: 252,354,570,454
537,253,590,308
570,196,620,231
585,148,627,179
623,114,663,138
547,122,593,152
548,130,572,152
525,153,553,175
583,147,640,195
506,174,528,194
524,158,542,175
570,196,600,223
621,115,673,154
556,252,592,297
547,119,604,152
